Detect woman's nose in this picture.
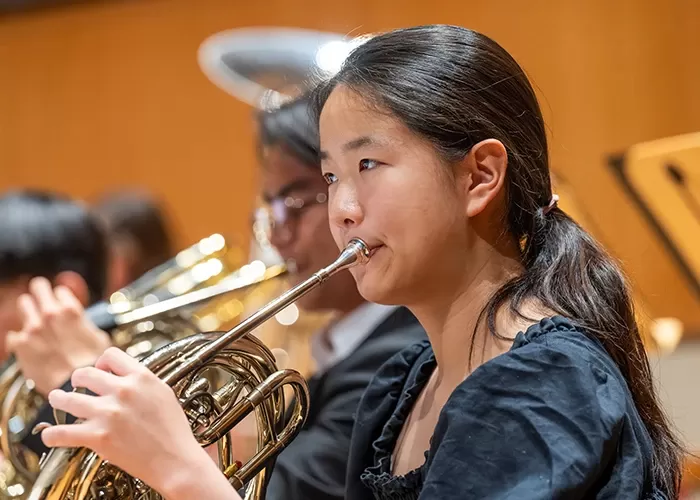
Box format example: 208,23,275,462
328,182,364,232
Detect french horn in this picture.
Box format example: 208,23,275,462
0,232,283,499
27,238,370,500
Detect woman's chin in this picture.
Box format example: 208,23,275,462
352,249,403,305
357,274,396,305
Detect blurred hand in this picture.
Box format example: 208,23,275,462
6,277,112,396
40,347,238,499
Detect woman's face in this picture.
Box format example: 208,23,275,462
319,86,471,306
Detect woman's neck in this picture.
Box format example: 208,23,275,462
407,243,531,387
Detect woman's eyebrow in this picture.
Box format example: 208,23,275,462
320,135,392,160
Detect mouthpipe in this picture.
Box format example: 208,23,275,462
160,238,371,386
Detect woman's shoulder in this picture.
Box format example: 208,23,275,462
363,316,628,414
446,315,631,412
513,315,614,360
420,316,656,499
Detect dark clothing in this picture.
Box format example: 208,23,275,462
347,316,666,500
20,380,73,454
264,307,425,500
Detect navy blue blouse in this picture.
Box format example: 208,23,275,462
345,316,666,500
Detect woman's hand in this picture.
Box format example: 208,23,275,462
6,277,112,396
39,347,240,500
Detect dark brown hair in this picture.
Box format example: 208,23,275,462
0,189,108,303
256,94,320,169
93,190,173,278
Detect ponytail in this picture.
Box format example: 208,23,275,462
481,203,684,497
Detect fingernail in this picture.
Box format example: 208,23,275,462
32,422,53,435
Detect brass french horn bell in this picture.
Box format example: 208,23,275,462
27,238,370,500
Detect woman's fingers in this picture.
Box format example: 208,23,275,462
47,389,102,421
71,366,120,396
16,293,42,334
95,347,144,377
40,419,102,449
53,285,83,319
4,329,29,353
29,277,61,319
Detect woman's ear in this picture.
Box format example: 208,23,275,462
457,139,508,218
54,271,90,306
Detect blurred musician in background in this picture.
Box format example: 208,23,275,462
251,93,425,500
0,190,111,454
92,188,174,295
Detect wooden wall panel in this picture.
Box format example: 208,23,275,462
0,0,698,329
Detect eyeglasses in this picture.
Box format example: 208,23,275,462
254,192,328,242
268,193,328,227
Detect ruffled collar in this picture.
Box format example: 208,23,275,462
359,316,581,497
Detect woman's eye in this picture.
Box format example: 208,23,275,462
359,159,381,171
322,172,338,185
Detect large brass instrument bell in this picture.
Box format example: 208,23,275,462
0,363,41,498
0,233,279,499
27,238,370,500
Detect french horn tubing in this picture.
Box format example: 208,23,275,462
27,238,370,500
0,233,284,499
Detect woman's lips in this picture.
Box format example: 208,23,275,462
368,245,384,258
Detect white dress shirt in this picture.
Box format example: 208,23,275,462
311,302,399,373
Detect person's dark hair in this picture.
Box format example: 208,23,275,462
0,190,108,304
257,93,320,169
311,24,683,496
92,190,173,278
